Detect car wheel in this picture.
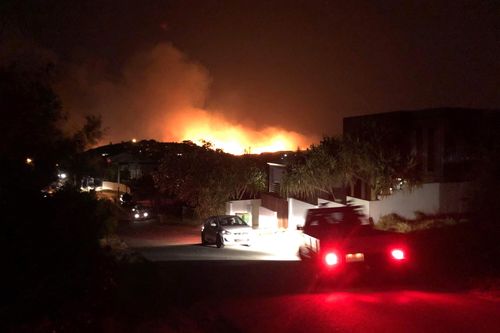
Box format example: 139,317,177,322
216,235,224,248
201,232,208,245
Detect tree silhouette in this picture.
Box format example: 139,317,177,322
1,62,104,190
153,142,265,217
282,127,421,201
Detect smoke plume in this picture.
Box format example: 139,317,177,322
58,42,315,153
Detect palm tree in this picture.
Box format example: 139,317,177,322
281,132,421,201
281,137,343,200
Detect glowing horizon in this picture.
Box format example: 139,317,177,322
180,128,305,155
163,108,315,155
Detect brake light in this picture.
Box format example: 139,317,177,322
391,249,405,260
324,252,339,266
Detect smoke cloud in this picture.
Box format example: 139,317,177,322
58,42,315,153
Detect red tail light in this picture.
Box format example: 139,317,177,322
391,248,405,260
324,252,339,266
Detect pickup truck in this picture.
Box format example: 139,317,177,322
298,206,411,276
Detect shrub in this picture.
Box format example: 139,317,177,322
96,198,121,238
3,186,120,326
376,212,464,233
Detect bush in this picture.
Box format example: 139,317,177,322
376,212,464,233
96,198,121,238
2,186,120,327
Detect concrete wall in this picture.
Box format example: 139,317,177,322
226,181,471,229
318,198,345,208
99,181,130,194
258,206,278,229
348,183,440,222
347,196,371,217
226,199,261,228
378,183,437,221
288,198,317,229
348,182,472,223
439,182,473,214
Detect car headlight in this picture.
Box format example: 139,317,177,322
134,213,140,219
143,212,148,217
222,230,231,235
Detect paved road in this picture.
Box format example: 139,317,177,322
118,224,500,332
135,243,300,261
149,260,500,333
120,223,301,261
189,289,500,333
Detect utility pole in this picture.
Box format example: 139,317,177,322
117,165,121,203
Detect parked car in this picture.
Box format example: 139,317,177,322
130,205,151,222
298,206,411,276
201,215,253,248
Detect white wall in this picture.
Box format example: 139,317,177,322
258,206,278,229
370,183,440,222
98,181,130,194
347,196,371,217
227,181,472,229
226,199,277,229
318,198,345,208
288,198,317,229
226,199,261,228
439,182,473,214
227,199,255,214
348,182,471,223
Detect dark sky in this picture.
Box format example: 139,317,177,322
2,0,499,150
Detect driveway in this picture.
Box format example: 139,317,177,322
114,222,500,332
118,222,301,261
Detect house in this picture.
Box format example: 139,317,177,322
227,108,499,229
344,108,498,193
342,108,498,221
108,152,157,180
226,161,344,230
88,140,172,182
267,162,286,193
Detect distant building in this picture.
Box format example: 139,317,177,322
108,152,156,180
88,140,179,182
343,107,499,200
267,162,286,193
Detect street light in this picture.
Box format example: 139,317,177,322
26,157,33,165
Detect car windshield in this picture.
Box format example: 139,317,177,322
219,216,247,226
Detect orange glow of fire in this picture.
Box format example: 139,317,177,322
165,108,313,155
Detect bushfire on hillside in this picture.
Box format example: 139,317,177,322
58,43,316,153
167,108,311,155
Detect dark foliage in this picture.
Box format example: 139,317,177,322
282,131,421,201
0,56,119,330
2,188,117,324
153,141,265,218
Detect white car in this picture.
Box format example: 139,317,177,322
201,215,253,248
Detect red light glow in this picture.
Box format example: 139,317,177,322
391,249,405,260
325,252,339,266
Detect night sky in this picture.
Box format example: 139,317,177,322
2,0,499,152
